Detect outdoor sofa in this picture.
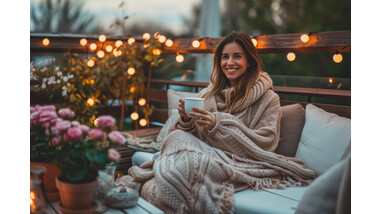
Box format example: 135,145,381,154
118,85,351,214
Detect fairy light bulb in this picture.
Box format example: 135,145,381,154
153,49,161,56
143,33,151,40
333,52,343,63
192,40,200,48
115,40,123,48
128,38,135,45
127,67,135,75
113,49,119,57
99,34,106,42
287,52,296,61
139,119,148,127
300,34,309,43
165,39,173,47
105,45,113,52
94,118,99,127
329,77,333,84
130,112,139,120
89,43,97,51
87,98,95,106
87,59,95,67
138,98,146,106
158,35,166,43
42,38,50,46
251,38,258,47
97,50,105,58
80,38,87,46
176,54,184,63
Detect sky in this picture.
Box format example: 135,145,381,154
30,0,207,35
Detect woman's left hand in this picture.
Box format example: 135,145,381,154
189,107,216,130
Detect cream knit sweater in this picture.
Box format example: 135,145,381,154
120,72,315,213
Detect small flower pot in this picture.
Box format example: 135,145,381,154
30,162,61,202
56,177,98,212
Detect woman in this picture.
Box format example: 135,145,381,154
126,32,314,213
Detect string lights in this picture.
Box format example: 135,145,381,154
127,67,136,75
99,35,106,43
42,38,50,46
130,112,139,120
143,33,151,40
139,118,148,127
128,38,135,45
176,53,184,63
300,33,309,43
138,98,146,106
80,38,87,47
333,51,343,63
115,40,123,48
286,52,296,61
165,39,173,47
192,40,200,48
89,43,97,51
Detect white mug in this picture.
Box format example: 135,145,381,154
184,97,205,117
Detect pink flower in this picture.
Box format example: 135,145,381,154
66,127,83,141
71,121,80,127
39,111,58,128
39,105,56,112
30,111,40,125
56,121,71,133
52,136,61,146
58,108,75,119
30,106,37,114
50,125,59,136
79,125,90,135
97,115,116,129
108,148,121,162
108,131,125,145
89,129,104,140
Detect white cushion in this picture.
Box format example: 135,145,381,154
295,104,351,176
155,89,198,143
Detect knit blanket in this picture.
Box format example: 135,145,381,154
117,72,315,213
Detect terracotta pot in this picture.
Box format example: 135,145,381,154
56,177,98,210
30,162,61,202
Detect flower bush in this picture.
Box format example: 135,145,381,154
31,105,126,183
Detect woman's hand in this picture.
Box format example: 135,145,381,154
178,98,191,122
190,107,216,130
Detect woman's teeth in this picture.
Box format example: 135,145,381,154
227,68,237,72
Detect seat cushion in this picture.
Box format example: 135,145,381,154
295,157,350,214
234,187,307,214
275,103,305,157
295,104,351,176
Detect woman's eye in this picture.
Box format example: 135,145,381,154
235,55,242,59
222,55,228,59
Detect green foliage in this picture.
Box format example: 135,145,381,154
32,38,163,127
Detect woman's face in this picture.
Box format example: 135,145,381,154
220,42,248,86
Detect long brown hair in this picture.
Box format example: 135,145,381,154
203,31,263,113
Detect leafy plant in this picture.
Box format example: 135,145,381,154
32,36,163,127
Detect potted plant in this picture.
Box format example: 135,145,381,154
30,105,62,202
31,105,125,213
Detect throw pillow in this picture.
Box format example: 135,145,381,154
295,104,351,176
274,103,305,157
155,89,198,143
295,156,350,214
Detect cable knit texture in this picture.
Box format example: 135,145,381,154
119,72,315,213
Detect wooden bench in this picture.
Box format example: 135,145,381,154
115,79,351,174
